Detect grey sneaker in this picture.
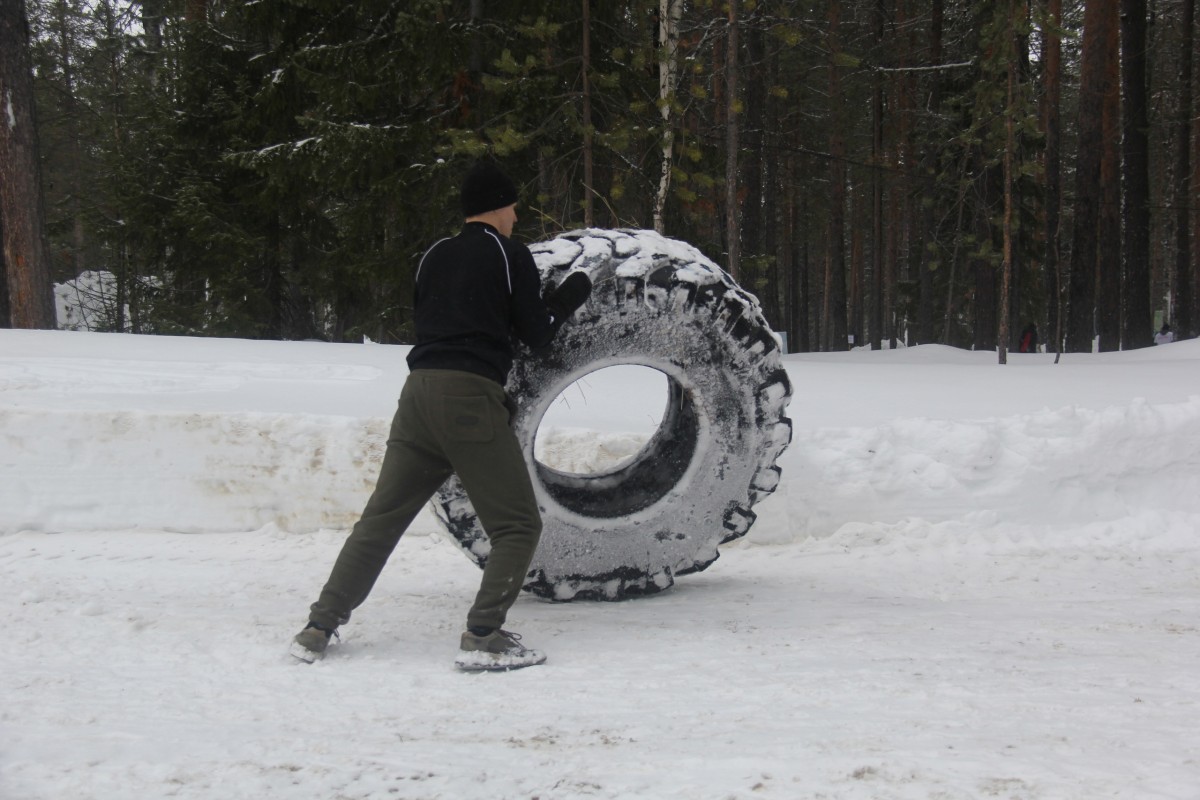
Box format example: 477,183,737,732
454,629,547,672
289,623,336,663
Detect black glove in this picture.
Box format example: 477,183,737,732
545,271,593,324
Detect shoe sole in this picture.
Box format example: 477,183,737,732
454,649,546,672
288,641,325,663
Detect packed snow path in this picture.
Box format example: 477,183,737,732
4,525,1198,799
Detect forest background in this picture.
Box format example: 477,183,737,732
1,0,1197,356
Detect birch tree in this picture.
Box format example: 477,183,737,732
653,0,683,234
724,0,741,281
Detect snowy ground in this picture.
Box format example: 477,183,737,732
3,329,1200,799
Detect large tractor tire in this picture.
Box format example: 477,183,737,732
431,229,792,601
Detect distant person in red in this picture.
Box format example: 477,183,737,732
1019,323,1038,353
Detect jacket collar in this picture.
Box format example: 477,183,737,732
464,220,502,237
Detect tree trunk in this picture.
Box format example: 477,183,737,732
742,19,766,304
895,0,914,348
885,178,899,348
1180,0,1196,337
1009,8,1033,348
469,0,484,130
1067,0,1120,352
825,0,848,350
185,0,206,25
943,159,970,345
52,0,85,276
469,0,483,73
761,34,781,327
799,215,811,352
781,155,794,348
1097,4,1121,351
973,153,998,351
653,0,683,234
870,0,885,349
582,0,594,227
724,0,740,281
917,0,942,344
141,0,165,89
999,0,1017,364
848,185,862,346
264,213,283,339
0,213,9,327
789,156,810,352
1121,0,1153,348
1044,0,1064,355
0,0,57,329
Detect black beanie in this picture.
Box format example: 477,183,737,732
461,161,519,217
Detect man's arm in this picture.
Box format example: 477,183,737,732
509,244,592,349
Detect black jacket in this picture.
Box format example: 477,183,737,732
406,222,556,385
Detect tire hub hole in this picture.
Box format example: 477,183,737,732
532,364,700,518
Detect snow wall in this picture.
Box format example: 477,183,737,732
3,365,1200,540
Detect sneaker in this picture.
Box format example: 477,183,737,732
289,623,337,663
454,629,547,672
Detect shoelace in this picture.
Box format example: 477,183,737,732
468,629,529,652
306,623,339,641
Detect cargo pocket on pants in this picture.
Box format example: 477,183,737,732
443,395,495,442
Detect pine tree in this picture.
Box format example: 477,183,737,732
1068,0,1120,352
1,0,57,329
1176,0,1195,338
1121,0,1153,349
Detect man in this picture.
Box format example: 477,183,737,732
291,161,592,671
1155,324,1175,345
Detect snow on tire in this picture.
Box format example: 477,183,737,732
432,229,793,601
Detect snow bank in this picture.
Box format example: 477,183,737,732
756,395,1200,543
0,407,387,533
3,330,1200,546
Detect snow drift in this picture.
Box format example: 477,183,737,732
3,330,1199,545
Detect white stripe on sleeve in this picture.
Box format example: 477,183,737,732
414,237,452,283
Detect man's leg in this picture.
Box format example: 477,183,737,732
308,376,452,630
431,373,543,632
458,451,542,631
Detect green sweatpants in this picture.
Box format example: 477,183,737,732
308,369,542,632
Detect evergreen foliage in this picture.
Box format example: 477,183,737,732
16,0,1196,350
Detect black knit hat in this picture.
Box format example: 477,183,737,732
461,161,519,217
